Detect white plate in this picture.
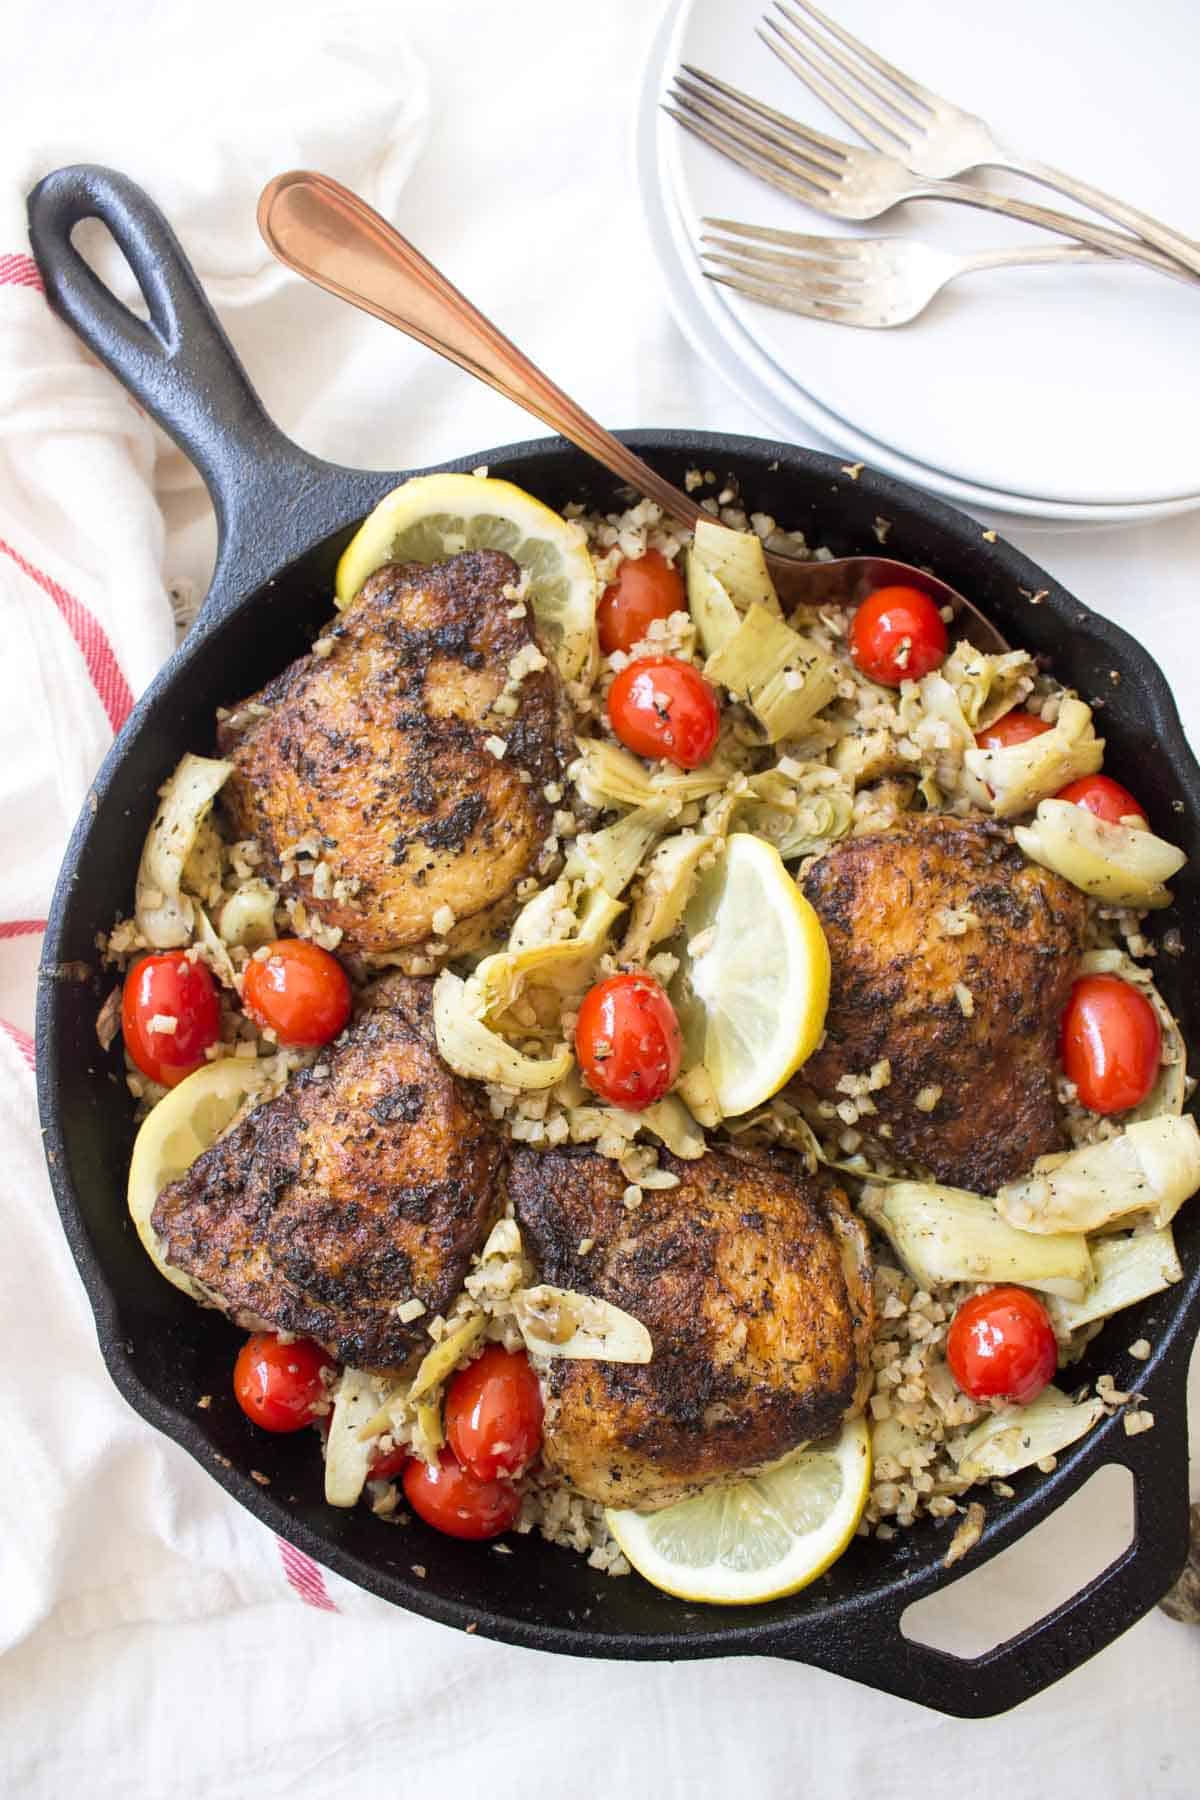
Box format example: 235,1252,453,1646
638,71,1200,528
653,0,1200,512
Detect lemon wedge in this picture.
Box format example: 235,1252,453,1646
335,472,598,683
606,1416,871,1605
670,831,830,1118
127,1058,270,1296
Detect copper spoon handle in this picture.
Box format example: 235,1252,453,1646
258,170,709,533
257,170,1008,652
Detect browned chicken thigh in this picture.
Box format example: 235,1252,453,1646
152,978,504,1368
217,550,573,955
799,813,1088,1192
510,1144,873,1511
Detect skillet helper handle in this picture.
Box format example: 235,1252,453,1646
782,1343,1194,1717
257,169,709,533
26,164,328,597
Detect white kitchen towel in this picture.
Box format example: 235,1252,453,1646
0,0,428,1651
2,0,1200,1787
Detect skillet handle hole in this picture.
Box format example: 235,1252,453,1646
900,1463,1134,1661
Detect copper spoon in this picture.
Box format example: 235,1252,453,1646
257,169,1008,653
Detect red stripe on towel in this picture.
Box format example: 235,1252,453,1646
0,537,133,733
277,1538,338,1612
0,253,44,293
1,1019,35,1070
0,919,47,940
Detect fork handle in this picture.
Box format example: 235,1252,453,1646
928,177,1198,284
257,170,709,532
961,243,1112,274
985,151,1200,280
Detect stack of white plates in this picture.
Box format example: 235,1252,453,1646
637,0,1200,525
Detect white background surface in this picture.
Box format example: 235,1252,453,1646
2,1,1199,1793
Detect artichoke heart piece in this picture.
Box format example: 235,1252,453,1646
326,1368,396,1508
432,970,572,1090
1015,799,1185,909
734,767,853,860
995,1114,1200,1236
1048,1226,1183,1335
691,518,781,614
135,753,234,948
861,1181,1093,1300
513,1285,653,1363
685,551,741,656
623,832,714,963
963,696,1102,819
218,878,279,949
571,737,729,811
954,1386,1105,1483
566,804,673,899
475,886,624,1027
705,604,839,743
940,639,1037,731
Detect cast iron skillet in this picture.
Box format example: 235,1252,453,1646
28,164,1200,1718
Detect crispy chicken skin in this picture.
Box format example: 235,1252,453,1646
510,1144,874,1511
800,813,1088,1192
217,550,573,954
151,978,504,1368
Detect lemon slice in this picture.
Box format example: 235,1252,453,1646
335,472,598,683
127,1058,270,1296
606,1416,871,1605
670,831,830,1118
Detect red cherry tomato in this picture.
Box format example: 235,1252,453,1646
849,586,947,687
597,549,685,656
973,709,1053,752
1060,973,1162,1115
1056,774,1147,828
445,1346,544,1482
233,1333,333,1433
575,972,682,1110
242,939,352,1048
402,1449,521,1541
367,1443,410,1482
946,1286,1058,1406
607,656,720,770
121,953,221,1088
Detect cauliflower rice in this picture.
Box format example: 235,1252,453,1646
103,466,1193,1580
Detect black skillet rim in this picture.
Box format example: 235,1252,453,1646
35,428,1200,1713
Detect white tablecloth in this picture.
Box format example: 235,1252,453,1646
2,1,1198,1791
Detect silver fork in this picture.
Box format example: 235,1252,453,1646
761,0,1200,279
701,220,1107,328
665,69,1193,283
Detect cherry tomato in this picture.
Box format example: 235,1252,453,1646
849,586,947,687
973,709,1053,752
1060,973,1161,1115
233,1333,333,1433
1056,774,1147,828
946,1286,1058,1406
367,1442,410,1482
121,953,221,1088
402,1449,521,1541
597,549,685,656
445,1345,543,1482
607,656,720,770
242,939,352,1048
575,972,682,1110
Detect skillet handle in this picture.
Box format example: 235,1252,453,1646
25,164,339,611
781,1337,1194,1717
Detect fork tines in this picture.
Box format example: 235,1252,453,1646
759,0,936,156
665,65,850,205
